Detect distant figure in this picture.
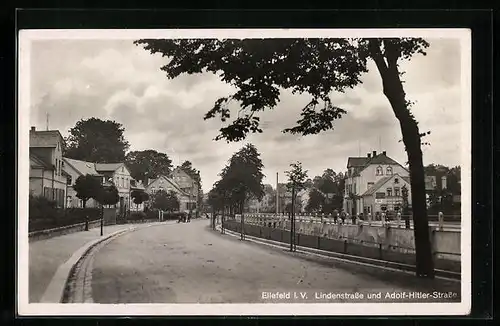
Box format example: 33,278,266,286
352,213,358,225
343,213,348,225
187,212,192,223
333,209,338,224
396,212,402,227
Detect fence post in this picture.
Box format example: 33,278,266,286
438,211,444,231
379,243,383,260
343,239,348,254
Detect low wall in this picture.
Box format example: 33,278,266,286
29,219,102,242
224,219,461,273
29,208,119,242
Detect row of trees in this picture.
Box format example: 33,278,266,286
207,144,265,233
74,174,182,213
63,117,204,210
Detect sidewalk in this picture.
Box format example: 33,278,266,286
29,224,136,303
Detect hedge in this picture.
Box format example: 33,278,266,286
29,195,104,232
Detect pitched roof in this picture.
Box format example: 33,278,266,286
95,163,124,172
348,152,409,174
63,157,101,176
30,130,65,148
30,152,53,169
347,157,370,168
146,175,189,196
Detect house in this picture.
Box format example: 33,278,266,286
144,175,196,213
171,167,199,210
29,127,67,208
95,163,133,216
63,157,102,208
344,150,411,216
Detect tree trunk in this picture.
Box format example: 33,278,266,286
369,39,435,278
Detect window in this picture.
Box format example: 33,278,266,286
386,166,393,175
376,166,383,176
375,192,385,199
394,187,400,197
353,183,357,194
67,175,72,185
367,182,374,189
394,177,399,184
387,187,392,197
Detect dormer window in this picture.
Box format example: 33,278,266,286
394,177,399,184
386,166,393,175
376,166,383,176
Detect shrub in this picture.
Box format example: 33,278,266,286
29,195,64,220
129,212,147,221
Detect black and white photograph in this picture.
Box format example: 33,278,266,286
18,29,471,316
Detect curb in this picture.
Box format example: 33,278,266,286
39,227,134,303
219,227,460,282
53,221,177,303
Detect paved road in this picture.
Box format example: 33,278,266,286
91,220,460,304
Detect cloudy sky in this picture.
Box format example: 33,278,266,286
28,37,463,193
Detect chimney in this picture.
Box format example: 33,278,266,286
382,151,387,155
372,150,377,157
30,126,35,132
367,153,371,158
441,176,447,190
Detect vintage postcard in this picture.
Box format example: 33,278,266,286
17,28,471,316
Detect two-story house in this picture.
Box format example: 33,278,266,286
95,163,133,216
29,127,67,208
344,150,411,216
171,167,198,211
144,175,193,212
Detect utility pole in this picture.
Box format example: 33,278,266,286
46,112,50,131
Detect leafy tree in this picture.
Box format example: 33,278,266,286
96,185,120,206
64,117,130,163
73,174,102,208
125,150,173,184
152,190,180,212
131,190,150,211
306,188,326,213
136,37,435,278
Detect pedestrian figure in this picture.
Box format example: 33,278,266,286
352,213,357,225
343,212,347,225
396,211,402,228
381,211,387,226
187,212,191,223
333,209,338,224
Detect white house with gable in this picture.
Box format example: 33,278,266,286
344,150,411,216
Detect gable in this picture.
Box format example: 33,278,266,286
146,175,188,196
362,173,409,196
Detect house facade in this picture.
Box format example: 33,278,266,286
95,163,133,216
344,150,411,216
62,157,102,208
171,167,198,211
29,127,67,208
145,175,195,213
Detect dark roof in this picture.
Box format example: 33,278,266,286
30,130,65,148
347,157,370,168
348,153,408,174
30,152,53,169
95,163,124,172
